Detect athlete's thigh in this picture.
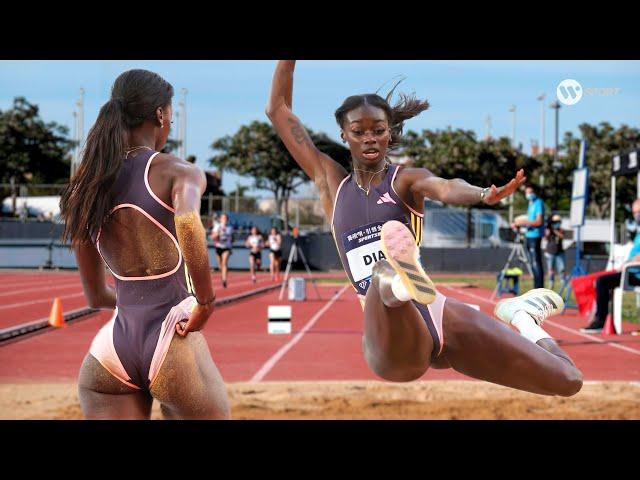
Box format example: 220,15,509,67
150,331,230,419
221,250,231,264
363,280,435,364
77,353,153,420
440,297,569,388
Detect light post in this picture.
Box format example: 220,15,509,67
537,93,546,186
508,105,517,149
549,100,562,210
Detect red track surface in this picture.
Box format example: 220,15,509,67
0,271,639,384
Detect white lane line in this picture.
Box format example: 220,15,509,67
440,285,640,357
0,278,276,312
0,278,80,289
0,281,81,297
0,292,85,311
250,284,349,383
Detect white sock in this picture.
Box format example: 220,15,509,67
511,310,552,344
391,274,412,302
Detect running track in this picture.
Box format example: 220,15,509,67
0,271,639,383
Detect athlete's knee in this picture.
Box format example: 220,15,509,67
371,361,428,382
363,338,428,382
556,366,583,397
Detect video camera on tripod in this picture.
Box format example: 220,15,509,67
491,215,533,300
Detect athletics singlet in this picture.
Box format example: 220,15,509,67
331,164,423,298
331,164,444,357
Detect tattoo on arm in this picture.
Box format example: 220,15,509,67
287,117,310,146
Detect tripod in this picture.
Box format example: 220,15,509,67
278,234,322,301
491,231,533,301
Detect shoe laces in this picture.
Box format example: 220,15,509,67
539,302,555,320
529,298,555,322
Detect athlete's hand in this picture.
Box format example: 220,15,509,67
176,302,215,337
482,169,526,205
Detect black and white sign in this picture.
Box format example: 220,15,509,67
612,150,640,177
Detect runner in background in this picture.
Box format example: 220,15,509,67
268,227,283,282
211,213,233,288
245,226,264,283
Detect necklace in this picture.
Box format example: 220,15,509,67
124,145,153,158
352,160,390,196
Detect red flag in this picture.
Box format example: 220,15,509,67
571,270,618,318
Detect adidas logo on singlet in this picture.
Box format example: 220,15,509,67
376,192,396,205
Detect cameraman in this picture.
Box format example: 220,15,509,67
512,184,545,288
544,214,566,290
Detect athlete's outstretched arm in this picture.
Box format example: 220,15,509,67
172,163,216,336
266,60,347,214
75,242,117,309
396,168,526,206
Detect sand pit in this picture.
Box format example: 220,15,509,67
1,380,639,420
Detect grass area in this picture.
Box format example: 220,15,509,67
315,275,640,324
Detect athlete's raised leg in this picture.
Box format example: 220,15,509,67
78,354,153,420
440,297,582,396
375,220,582,396
363,260,435,382
150,330,230,419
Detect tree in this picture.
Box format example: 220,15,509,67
402,127,532,245
403,128,528,191
0,97,75,186
161,138,181,155
209,121,349,229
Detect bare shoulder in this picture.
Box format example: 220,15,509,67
396,167,435,181
156,153,205,184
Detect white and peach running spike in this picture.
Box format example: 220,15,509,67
494,288,564,326
380,220,437,305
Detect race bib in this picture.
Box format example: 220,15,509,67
342,221,387,292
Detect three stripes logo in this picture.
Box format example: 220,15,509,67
396,259,435,297
376,192,397,205
524,294,558,321
556,79,583,106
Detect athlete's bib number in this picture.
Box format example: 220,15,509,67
342,221,388,290
345,241,386,283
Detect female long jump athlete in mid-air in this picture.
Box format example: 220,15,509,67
60,69,230,419
266,61,583,396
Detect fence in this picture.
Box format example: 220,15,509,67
1,183,626,248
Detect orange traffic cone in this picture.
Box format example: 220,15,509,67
48,297,65,328
602,314,616,336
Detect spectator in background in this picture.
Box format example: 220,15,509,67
211,213,233,288
512,184,545,288
581,199,640,333
545,214,566,290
